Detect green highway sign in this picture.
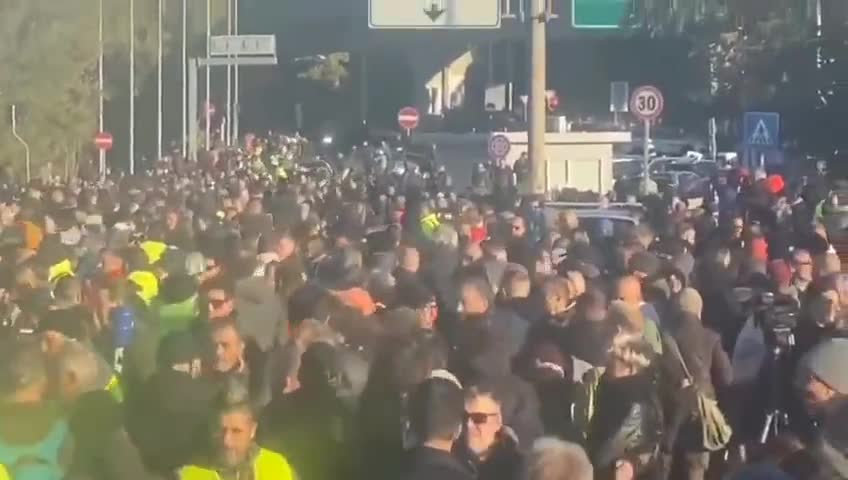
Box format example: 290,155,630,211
572,0,631,29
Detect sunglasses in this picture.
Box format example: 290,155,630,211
466,411,498,425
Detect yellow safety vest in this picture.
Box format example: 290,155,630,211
140,240,168,264
0,465,9,480
178,448,294,480
105,374,124,403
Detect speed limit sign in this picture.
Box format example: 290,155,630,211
630,86,664,121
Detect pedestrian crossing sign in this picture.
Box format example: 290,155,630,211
743,112,780,148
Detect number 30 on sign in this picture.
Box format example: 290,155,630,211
630,86,664,121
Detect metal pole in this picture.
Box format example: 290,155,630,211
642,119,651,194
10,106,31,183
98,0,105,179
157,0,163,162
205,0,211,152
129,0,135,175
233,0,240,144
226,0,233,145
528,0,547,195
189,58,199,162
360,52,368,125
181,0,188,158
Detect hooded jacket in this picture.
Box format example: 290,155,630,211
235,276,287,352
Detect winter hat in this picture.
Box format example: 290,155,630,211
675,287,703,318
799,338,848,395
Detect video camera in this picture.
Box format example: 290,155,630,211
745,290,800,351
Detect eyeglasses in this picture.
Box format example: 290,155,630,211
466,411,499,425
794,260,813,266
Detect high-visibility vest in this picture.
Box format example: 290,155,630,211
178,448,294,480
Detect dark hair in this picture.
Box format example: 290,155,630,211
408,377,464,442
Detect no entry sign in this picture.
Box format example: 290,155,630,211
94,131,113,151
397,106,420,132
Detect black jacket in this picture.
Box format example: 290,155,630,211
666,313,733,400
462,430,523,480
400,446,474,480
588,372,663,472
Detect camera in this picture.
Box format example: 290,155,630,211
755,292,800,351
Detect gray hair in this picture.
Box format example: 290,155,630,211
56,340,107,394
526,437,593,480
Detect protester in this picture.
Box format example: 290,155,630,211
0,133,845,480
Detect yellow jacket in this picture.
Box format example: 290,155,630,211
178,448,294,480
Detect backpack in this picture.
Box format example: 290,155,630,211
0,419,68,480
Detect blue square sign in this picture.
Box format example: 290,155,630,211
743,112,780,148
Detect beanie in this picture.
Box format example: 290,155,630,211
675,287,703,318
800,338,848,395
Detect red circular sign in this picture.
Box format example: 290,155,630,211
630,86,664,121
94,131,113,151
397,106,420,131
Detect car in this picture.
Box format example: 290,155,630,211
651,171,711,199
544,202,643,241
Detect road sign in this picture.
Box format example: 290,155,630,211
94,131,113,151
572,0,630,28
610,81,629,113
630,86,664,121
369,0,500,29
209,35,276,57
743,112,780,148
398,107,420,131
488,134,511,159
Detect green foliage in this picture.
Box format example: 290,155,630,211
297,52,350,90
0,0,223,177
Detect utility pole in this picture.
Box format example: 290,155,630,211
226,0,233,145
527,0,548,195
205,0,212,152
157,0,163,162
98,0,105,178
181,0,188,158
129,0,135,175
233,0,240,144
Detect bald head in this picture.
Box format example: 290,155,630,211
616,275,643,306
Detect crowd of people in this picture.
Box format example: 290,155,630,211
0,140,846,480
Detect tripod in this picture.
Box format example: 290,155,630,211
758,332,795,444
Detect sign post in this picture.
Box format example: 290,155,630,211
572,0,630,28
397,106,420,136
94,131,113,181
369,0,500,29
743,111,780,170
188,34,277,162
630,86,664,195
488,134,511,161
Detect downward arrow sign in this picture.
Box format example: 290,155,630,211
423,2,445,21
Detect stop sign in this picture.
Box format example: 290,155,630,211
94,131,113,151
397,106,420,131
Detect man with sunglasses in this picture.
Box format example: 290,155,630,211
400,377,472,480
